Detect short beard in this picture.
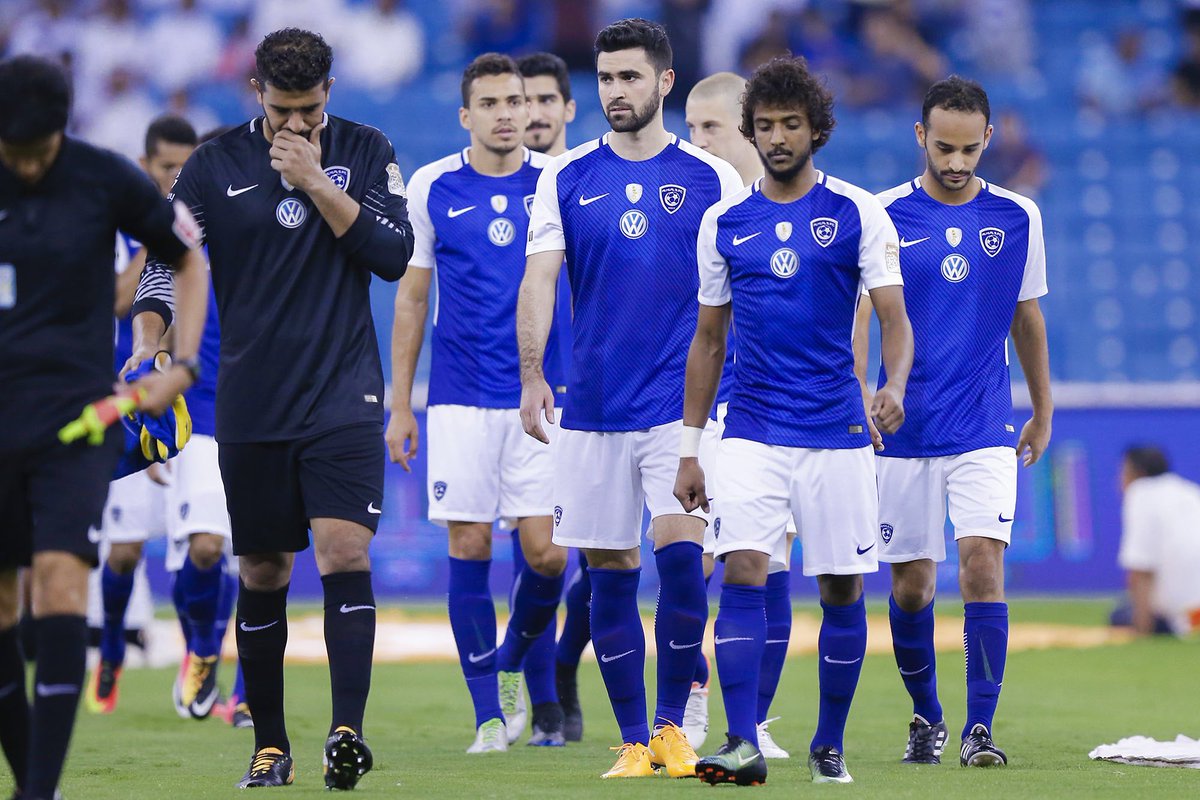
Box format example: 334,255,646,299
482,137,523,158
925,148,973,193
605,89,660,134
758,146,812,183
525,124,558,154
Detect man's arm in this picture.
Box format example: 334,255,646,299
1126,569,1157,635
517,250,564,443
385,268,432,471
867,285,912,434
852,293,883,449
114,248,146,317
1011,297,1053,466
673,303,731,514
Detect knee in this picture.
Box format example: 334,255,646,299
188,533,226,570
31,553,90,616
0,572,17,629
317,540,371,574
723,551,768,586
239,555,291,592
891,563,936,612
702,553,715,580
959,544,1004,602
107,543,142,574
525,543,567,578
448,525,492,561
817,574,862,606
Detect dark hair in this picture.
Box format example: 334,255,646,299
517,52,572,103
922,75,990,127
1124,446,1170,478
594,18,672,74
254,28,332,92
740,55,835,152
144,114,197,158
200,125,236,144
461,52,522,107
0,55,71,143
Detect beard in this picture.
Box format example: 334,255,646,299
925,149,974,192
605,89,661,134
758,142,813,183
524,122,559,153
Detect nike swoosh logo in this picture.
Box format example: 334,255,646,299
668,640,702,650
732,232,761,246
856,543,875,555
823,656,862,665
0,682,18,699
239,620,279,632
520,630,542,639
736,752,760,767
190,685,219,716
467,648,495,664
998,514,1014,523
578,193,609,206
447,206,477,218
714,636,752,645
0,210,9,223
899,664,930,676
368,502,382,515
226,184,258,197
765,639,790,645
899,237,929,247
340,604,375,613
35,683,80,697
600,648,636,663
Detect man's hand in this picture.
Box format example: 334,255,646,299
128,366,193,416
1016,415,1051,466
520,378,556,444
385,407,420,472
269,124,327,192
673,457,710,514
861,391,884,451
119,345,160,380
870,383,906,434
146,461,171,486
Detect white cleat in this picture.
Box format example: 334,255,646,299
498,670,527,745
682,681,709,751
467,718,508,754
757,717,790,759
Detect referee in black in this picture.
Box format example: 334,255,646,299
134,29,413,790
0,56,205,800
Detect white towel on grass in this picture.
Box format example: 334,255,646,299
1089,735,1200,768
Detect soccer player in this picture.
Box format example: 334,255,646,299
387,53,566,752
133,29,413,789
853,76,1052,768
518,18,742,779
0,55,205,800
675,55,913,786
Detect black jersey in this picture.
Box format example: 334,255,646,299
0,137,189,451
136,114,413,443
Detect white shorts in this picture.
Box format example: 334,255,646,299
551,419,710,550
715,439,879,577
164,435,233,572
876,446,1017,563
426,405,553,525
95,469,168,545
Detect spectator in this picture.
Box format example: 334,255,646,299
72,0,147,120
1111,446,1200,637
214,13,257,83
959,0,1036,78
1171,16,1200,110
461,0,539,58
703,0,805,75
79,67,159,160
335,0,424,93
737,9,793,77
985,110,1047,199
5,0,78,63
661,0,711,109
843,8,945,109
143,0,223,92
1077,28,1168,116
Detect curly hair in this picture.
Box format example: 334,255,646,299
594,18,672,74
461,52,521,107
0,55,71,142
739,55,835,153
922,75,990,126
255,28,332,92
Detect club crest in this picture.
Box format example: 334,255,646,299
324,165,350,191
433,481,447,501
180,502,189,520
490,194,508,214
946,227,962,247
659,184,686,214
523,194,535,216
775,221,792,242
810,217,838,247
553,505,563,526
626,183,643,204
880,523,893,544
980,227,1005,257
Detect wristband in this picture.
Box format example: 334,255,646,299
679,425,705,458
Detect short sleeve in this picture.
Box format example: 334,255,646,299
1017,200,1048,301
697,205,731,306
1118,483,1158,571
526,157,565,256
715,159,744,200
855,194,903,291
113,153,193,263
405,167,436,270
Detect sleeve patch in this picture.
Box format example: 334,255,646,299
885,242,900,274
386,163,406,197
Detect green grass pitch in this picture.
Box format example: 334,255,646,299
19,599,1200,798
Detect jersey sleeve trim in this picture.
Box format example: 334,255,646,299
986,181,1048,301
825,174,903,291
875,178,918,209
696,187,752,306
526,138,602,257
676,137,745,198
407,152,468,270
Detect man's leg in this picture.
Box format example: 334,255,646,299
757,530,796,734
0,569,29,794
236,552,295,755
174,533,227,718
555,550,591,741
811,575,867,754
585,547,649,747
889,559,944,744
959,536,1008,762
648,515,707,730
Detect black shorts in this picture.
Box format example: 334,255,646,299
219,422,385,556
0,427,123,569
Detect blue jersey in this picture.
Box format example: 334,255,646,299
112,232,140,375
698,173,902,448
185,279,221,437
874,177,1047,458
527,134,742,431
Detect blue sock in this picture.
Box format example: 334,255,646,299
963,601,1008,737
555,553,591,667
232,662,246,700
811,596,867,753
448,557,503,727
496,563,564,672
590,567,648,745
215,570,237,655
758,569,792,722
715,583,766,745
653,542,707,727
692,571,713,686
524,623,558,706
890,595,942,724
178,556,224,658
100,564,134,665
171,569,193,647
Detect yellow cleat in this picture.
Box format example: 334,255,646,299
601,742,659,779
649,722,699,778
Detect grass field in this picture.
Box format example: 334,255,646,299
18,599,1200,799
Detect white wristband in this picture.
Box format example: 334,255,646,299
679,425,705,458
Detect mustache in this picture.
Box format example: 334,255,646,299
768,148,793,157
527,122,552,129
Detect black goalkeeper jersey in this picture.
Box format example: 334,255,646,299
0,137,190,451
137,114,414,443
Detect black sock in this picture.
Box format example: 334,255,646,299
321,571,375,736
236,582,290,753
18,615,36,662
0,626,29,792
26,615,87,800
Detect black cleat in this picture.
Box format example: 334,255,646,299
903,714,949,764
232,701,255,729
236,747,294,788
696,734,768,786
960,723,1008,767
527,702,566,746
324,726,373,790
808,746,853,784
555,663,583,742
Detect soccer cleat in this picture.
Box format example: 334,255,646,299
232,702,254,729
235,747,294,788
696,734,768,786
527,702,566,747
555,662,583,742
756,717,790,759
498,670,527,744
648,722,699,778
903,714,949,764
182,654,220,719
466,718,508,754
682,681,709,750
323,726,373,790
85,659,121,714
171,652,191,719
600,743,658,779
960,723,1008,767
808,747,853,784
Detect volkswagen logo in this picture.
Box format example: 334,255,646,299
488,217,515,246
619,209,648,240
770,247,799,278
940,253,970,283
275,197,307,229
